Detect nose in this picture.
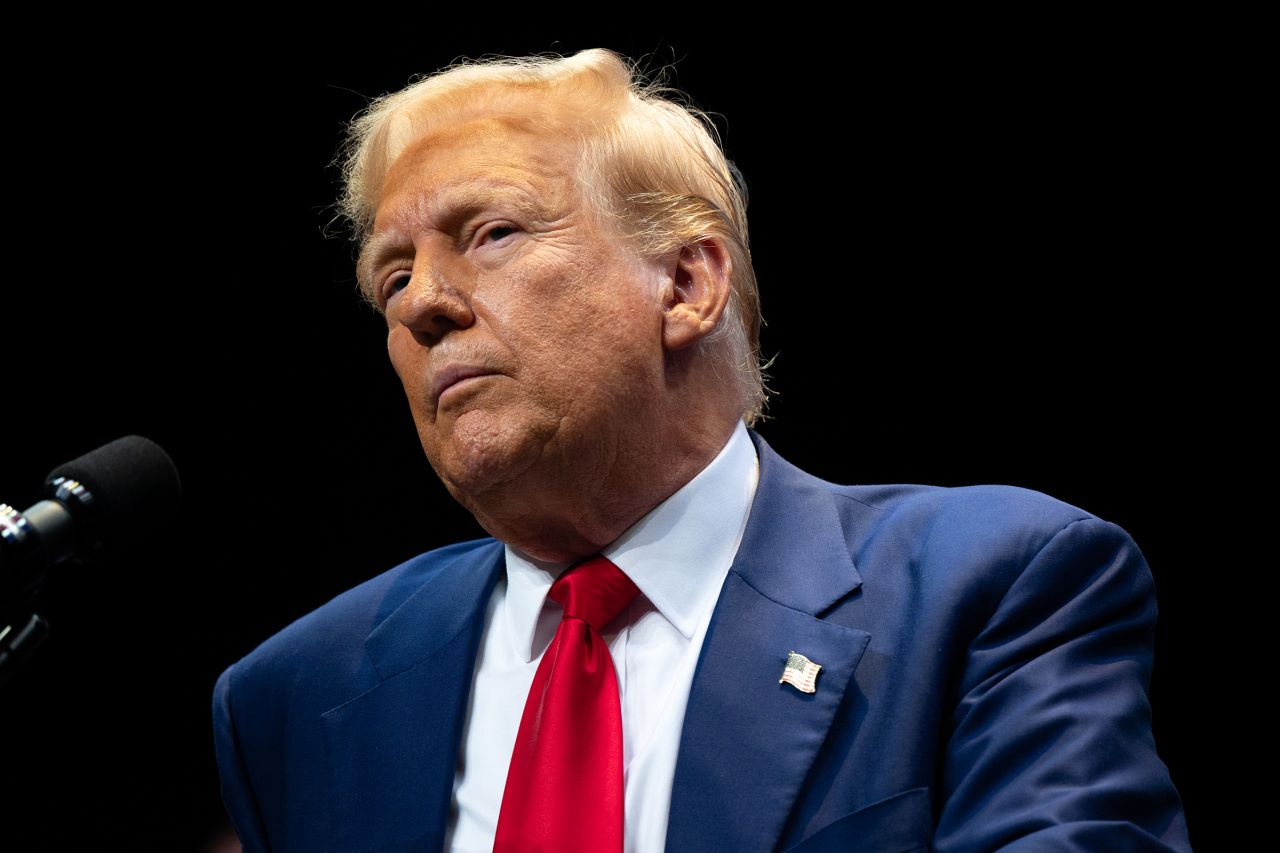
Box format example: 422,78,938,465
392,259,475,346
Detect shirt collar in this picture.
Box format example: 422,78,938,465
503,420,760,662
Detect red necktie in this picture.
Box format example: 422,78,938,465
494,555,641,853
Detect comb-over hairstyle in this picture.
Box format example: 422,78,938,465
337,48,769,426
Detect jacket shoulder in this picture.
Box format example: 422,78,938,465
826,478,1148,635
752,430,1100,539
846,477,1123,561
217,537,501,711
751,431,1134,597
835,480,1098,539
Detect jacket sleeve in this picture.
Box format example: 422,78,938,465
212,662,273,853
933,516,1193,851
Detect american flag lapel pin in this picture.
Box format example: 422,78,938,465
780,651,822,694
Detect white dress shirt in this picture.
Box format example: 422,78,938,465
444,420,760,852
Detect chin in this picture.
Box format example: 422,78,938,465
423,410,548,503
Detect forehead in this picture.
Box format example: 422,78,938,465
373,114,581,234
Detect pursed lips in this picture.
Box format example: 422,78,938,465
431,364,499,408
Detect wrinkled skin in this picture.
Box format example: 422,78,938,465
364,108,740,562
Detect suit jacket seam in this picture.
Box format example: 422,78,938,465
215,662,274,850
323,603,483,718
832,490,887,511
983,514,1095,614
728,566,834,621
364,543,502,684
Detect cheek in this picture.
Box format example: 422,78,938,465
469,250,665,413
386,328,431,406
535,294,663,404
386,328,412,382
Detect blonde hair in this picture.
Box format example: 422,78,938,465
337,48,769,425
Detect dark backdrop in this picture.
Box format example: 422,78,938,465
0,23,1215,851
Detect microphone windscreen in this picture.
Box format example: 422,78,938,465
44,435,183,547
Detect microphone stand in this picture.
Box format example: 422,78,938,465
0,611,50,690
1,502,56,691
0,435,182,690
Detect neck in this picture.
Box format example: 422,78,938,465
463,416,740,565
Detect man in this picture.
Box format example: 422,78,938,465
213,48,1191,851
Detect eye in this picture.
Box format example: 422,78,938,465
382,273,410,304
478,224,518,245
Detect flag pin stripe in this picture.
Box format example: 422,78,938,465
780,650,822,694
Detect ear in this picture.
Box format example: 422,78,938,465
660,237,733,352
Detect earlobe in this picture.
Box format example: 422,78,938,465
661,237,733,352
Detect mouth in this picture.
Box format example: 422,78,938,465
431,364,499,408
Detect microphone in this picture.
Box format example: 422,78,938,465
1,435,181,687
1,434,182,595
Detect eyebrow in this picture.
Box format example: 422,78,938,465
356,180,557,305
356,231,409,306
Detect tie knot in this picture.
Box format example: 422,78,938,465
548,555,640,631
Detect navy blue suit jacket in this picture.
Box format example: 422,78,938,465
213,430,1191,851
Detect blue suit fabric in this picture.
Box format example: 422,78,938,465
213,430,1191,851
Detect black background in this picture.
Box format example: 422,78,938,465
0,21,1220,851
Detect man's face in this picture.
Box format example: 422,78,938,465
365,113,668,513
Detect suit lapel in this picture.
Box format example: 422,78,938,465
666,432,873,853
321,541,504,852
